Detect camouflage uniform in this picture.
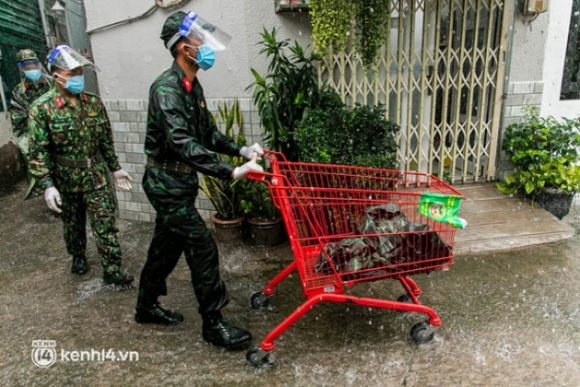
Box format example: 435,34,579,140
10,48,52,155
138,61,242,314
27,87,125,274
10,79,51,140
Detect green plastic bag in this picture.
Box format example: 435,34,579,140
418,192,467,229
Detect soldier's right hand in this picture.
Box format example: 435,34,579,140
44,187,62,213
232,159,263,180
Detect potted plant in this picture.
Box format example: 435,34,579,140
200,99,249,244
294,90,399,169
496,106,580,219
240,178,284,246
247,27,324,161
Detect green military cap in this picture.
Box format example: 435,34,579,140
160,11,186,49
16,49,38,63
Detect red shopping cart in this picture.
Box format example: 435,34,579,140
245,151,464,367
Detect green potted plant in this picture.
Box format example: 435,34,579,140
240,178,284,246
294,90,399,169
200,99,248,244
496,106,580,219
247,27,324,161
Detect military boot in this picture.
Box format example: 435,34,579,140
202,312,252,350
71,255,88,275
135,298,184,325
103,271,135,289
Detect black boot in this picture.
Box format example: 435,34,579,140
71,255,88,275
135,299,184,325
202,312,252,350
103,271,135,289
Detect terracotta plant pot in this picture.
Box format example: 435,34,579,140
211,214,245,245
536,189,575,220
247,217,284,247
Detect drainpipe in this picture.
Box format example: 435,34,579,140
37,0,53,49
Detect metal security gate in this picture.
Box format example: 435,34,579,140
318,0,514,183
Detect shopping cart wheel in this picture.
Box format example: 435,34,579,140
410,322,435,344
250,292,271,310
397,294,412,304
246,344,274,367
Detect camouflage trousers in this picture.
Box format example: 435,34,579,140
60,184,122,274
138,169,229,314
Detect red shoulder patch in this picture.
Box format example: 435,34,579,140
183,77,192,93
82,93,89,103
55,96,64,108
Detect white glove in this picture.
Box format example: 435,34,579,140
113,169,133,190
240,143,264,160
232,160,264,180
44,187,62,213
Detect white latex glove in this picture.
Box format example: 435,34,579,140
113,169,133,190
239,143,264,160
44,187,62,213
232,159,264,180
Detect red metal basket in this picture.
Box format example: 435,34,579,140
245,151,464,367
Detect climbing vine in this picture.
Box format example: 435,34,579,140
354,0,390,68
309,0,354,54
309,0,390,68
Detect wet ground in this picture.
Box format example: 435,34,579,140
2,180,580,386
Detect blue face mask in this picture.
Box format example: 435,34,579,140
57,74,85,94
24,69,42,82
186,44,216,71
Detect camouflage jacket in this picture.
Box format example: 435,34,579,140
27,87,121,197
10,79,52,138
145,61,241,186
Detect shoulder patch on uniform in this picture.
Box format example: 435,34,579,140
200,100,205,109
55,96,64,108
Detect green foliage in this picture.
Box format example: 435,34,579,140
248,28,324,161
354,0,390,68
309,0,354,54
200,99,248,220
496,106,580,201
240,178,280,222
310,0,390,68
294,91,399,169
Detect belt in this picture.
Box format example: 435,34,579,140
53,152,104,168
146,156,194,174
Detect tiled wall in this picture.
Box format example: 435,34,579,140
104,97,263,224
495,81,544,180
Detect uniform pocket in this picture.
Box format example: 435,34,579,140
50,122,72,145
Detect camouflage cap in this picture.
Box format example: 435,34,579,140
16,49,38,63
160,11,186,49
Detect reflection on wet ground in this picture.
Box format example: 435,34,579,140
2,182,580,385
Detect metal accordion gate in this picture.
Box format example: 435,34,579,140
318,0,514,183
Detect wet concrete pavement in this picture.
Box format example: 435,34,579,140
2,180,580,386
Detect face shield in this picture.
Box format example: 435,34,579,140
18,59,50,84
47,45,96,73
165,11,232,51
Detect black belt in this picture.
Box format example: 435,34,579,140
53,152,104,168
146,156,194,174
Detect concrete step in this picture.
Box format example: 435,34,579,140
452,183,575,255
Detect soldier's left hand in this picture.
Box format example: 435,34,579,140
240,143,264,160
113,169,133,190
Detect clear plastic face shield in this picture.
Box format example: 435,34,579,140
18,59,50,84
47,45,96,73
48,45,96,94
165,11,232,51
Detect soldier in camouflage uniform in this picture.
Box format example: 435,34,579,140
135,11,264,350
27,45,135,287
10,49,52,156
